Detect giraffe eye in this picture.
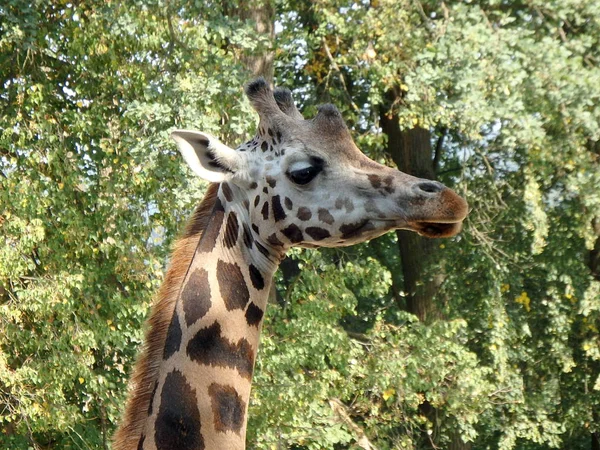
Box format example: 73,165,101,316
287,157,324,186
287,165,322,185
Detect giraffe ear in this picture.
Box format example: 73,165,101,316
171,130,242,182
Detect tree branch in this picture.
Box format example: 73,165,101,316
412,0,433,36
329,398,379,450
433,127,447,176
321,37,360,113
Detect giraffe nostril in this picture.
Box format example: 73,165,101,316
415,181,444,194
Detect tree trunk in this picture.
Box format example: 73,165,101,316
234,0,275,83
379,110,440,322
380,100,470,450
447,433,472,450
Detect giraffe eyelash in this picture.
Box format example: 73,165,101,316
286,157,324,185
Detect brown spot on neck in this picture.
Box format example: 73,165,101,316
198,198,225,253
186,321,255,380
221,182,234,202
154,370,203,450
216,260,251,311
224,212,240,249
208,383,246,434
181,268,211,326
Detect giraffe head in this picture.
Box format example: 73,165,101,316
172,79,468,253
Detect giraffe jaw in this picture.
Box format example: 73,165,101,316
334,217,465,244
408,220,463,238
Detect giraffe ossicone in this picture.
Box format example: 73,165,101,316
114,78,468,450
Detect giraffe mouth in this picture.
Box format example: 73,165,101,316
409,220,463,238
342,218,463,240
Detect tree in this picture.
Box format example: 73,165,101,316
269,0,600,448
233,0,276,82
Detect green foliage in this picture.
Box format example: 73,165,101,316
272,0,600,447
249,248,493,449
1,0,599,449
1,0,259,447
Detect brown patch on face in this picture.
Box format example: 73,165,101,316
335,197,354,212
186,321,254,380
284,197,293,210
208,383,246,434
344,198,355,213
181,268,212,327
339,220,374,240
154,370,203,450
272,195,286,222
221,182,233,202
317,208,334,225
224,212,239,249
281,224,303,243
368,174,382,189
404,187,468,238
163,311,182,360
216,260,250,311
245,302,264,327
297,207,312,221
383,175,395,194
365,201,383,216
305,227,331,241
198,199,225,253
266,176,277,188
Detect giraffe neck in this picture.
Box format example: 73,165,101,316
115,183,282,450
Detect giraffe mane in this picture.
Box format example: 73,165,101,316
113,183,220,450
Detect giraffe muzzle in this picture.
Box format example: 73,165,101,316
403,184,468,238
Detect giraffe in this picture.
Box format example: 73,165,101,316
113,79,468,450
